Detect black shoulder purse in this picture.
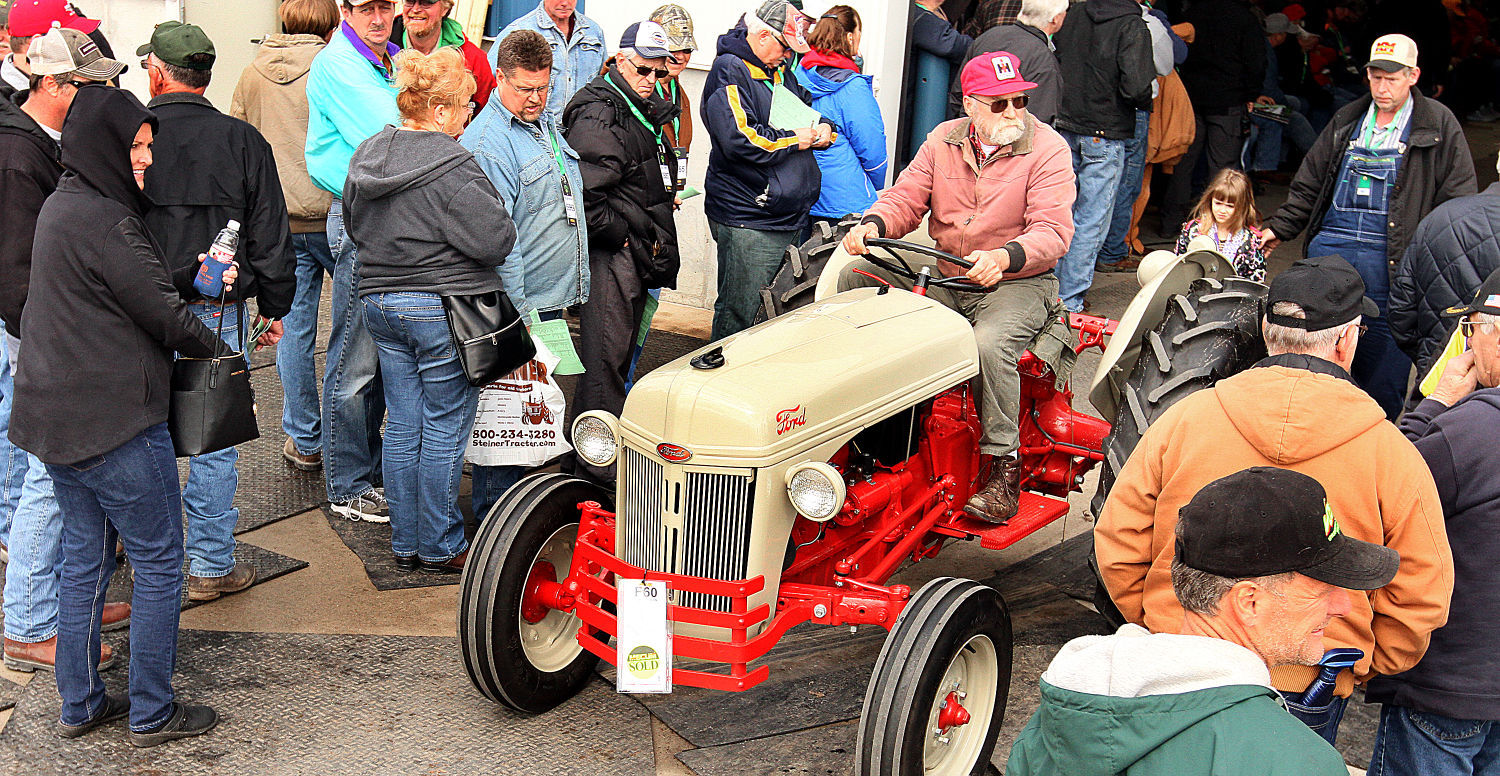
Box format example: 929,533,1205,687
442,290,536,386
169,297,260,457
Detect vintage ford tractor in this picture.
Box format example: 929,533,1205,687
459,235,1247,775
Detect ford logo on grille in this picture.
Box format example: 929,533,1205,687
657,443,692,462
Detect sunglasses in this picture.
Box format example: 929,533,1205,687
1460,319,1499,337
404,0,440,5
630,61,670,79
973,94,1029,113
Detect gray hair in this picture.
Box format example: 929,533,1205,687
744,11,774,39
617,47,638,60
1263,301,1356,359
1476,311,1500,327
1016,0,1068,28
1171,557,1295,615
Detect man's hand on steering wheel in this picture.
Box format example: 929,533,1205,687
842,222,880,256
963,249,1006,287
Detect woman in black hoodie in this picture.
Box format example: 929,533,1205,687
344,47,515,574
10,85,229,746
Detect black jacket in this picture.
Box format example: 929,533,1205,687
0,90,61,339
948,23,1061,123
1390,184,1500,372
1367,390,1500,720
142,92,296,319
1265,90,1478,269
345,126,515,297
912,5,973,65
1052,0,1154,139
564,66,681,289
10,86,229,465
1178,0,1265,114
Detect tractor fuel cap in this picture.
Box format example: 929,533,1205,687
690,346,725,370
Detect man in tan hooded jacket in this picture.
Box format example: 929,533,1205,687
1096,255,1452,745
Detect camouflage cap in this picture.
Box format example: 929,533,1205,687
650,4,696,52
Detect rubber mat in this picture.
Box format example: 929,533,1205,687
104,541,308,611
322,504,471,590
604,575,1106,749
0,631,655,776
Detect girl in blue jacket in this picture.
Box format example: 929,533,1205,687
797,6,888,224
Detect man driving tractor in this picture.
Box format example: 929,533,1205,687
841,49,1076,523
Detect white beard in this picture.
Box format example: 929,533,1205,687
990,122,1025,147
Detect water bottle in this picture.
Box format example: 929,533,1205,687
1299,647,1363,708
192,220,240,298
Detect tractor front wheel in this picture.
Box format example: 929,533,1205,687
458,473,610,714
856,578,1013,776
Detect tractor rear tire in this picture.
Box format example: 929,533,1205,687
1087,276,1267,627
459,473,611,714
756,217,857,323
857,578,1013,776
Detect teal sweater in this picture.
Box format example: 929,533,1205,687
305,25,399,196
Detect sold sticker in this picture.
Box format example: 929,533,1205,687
616,579,672,694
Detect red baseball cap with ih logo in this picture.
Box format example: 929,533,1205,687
960,51,1037,98
6,0,99,38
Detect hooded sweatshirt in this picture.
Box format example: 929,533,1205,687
1006,624,1349,776
798,51,887,219
1095,357,1454,697
0,89,62,338
231,33,333,233
344,125,516,297
11,86,228,465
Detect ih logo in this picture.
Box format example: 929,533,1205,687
1373,40,1399,56
776,405,807,436
1323,501,1343,541
991,55,1016,82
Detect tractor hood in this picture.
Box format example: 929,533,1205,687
620,288,979,465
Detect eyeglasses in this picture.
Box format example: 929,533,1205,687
630,61,670,80
506,81,549,97
465,101,476,114
973,94,1029,113
1460,319,1499,337
404,0,440,5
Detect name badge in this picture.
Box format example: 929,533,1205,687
659,162,674,193
616,579,672,694
1357,174,1372,196
674,147,688,191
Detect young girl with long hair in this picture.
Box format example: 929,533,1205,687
1174,169,1268,282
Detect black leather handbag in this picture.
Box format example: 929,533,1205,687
169,301,259,457
442,290,536,386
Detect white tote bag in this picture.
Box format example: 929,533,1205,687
465,339,572,467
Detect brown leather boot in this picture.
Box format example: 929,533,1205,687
101,602,131,632
3,636,116,672
187,563,257,602
963,456,1022,524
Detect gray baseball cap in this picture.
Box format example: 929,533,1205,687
28,22,125,79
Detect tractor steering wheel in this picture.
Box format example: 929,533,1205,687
859,238,996,294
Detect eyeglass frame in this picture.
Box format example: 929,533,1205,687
970,94,1030,113
1460,318,1499,338
627,58,670,80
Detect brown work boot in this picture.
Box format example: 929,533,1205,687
101,602,131,632
186,563,257,602
282,437,322,471
963,456,1021,524
3,636,116,673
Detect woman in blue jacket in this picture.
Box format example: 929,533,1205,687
797,6,887,226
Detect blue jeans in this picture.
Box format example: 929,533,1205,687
1097,111,1150,266
278,231,336,455
323,199,384,502
1282,692,1350,746
709,221,801,341
4,449,62,643
48,422,184,732
0,334,25,548
1247,110,1318,172
362,292,478,562
181,302,246,578
1370,705,1500,776
1057,133,1127,311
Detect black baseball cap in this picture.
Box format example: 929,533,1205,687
1266,255,1380,330
1443,266,1500,317
1176,467,1399,591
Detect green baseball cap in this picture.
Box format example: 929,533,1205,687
136,20,215,71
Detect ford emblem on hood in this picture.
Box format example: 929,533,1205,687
657,443,692,462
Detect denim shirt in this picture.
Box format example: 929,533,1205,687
461,102,589,316
491,5,606,122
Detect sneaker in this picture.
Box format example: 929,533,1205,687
186,563,257,602
330,489,390,523
56,693,130,739
282,437,323,471
129,702,218,748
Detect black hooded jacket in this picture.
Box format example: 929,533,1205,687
1052,0,1155,139
10,86,229,465
563,65,681,289
0,90,61,339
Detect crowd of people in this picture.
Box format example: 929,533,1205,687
0,0,1495,770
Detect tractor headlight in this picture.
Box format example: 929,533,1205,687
785,462,846,522
572,412,619,467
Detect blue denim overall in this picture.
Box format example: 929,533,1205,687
1307,123,1412,420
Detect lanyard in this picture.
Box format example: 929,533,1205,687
656,80,680,139
546,128,580,227
605,72,674,192
1359,100,1409,150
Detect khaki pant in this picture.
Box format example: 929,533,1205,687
839,263,1059,456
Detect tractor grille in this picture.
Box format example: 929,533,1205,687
618,445,756,612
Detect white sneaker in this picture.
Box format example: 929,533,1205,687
330,489,390,523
